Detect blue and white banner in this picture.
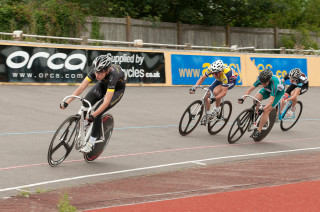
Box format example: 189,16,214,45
171,54,242,85
250,57,308,85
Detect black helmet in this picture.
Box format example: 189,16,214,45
92,55,111,72
259,69,273,83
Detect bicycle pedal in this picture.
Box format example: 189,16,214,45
95,139,104,144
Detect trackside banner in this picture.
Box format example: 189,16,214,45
250,57,308,85
171,54,242,85
0,44,165,83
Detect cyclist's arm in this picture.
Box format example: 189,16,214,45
195,75,208,86
65,78,90,105
242,86,256,100
92,90,114,117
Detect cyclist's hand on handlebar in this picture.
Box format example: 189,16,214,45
189,87,196,94
258,108,264,115
238,98,244,104
88,114,95,123
60,102,68,109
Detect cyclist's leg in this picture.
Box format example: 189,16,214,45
255,89,269,132
83,82,106,139
91,88,125,139
207,80,220,112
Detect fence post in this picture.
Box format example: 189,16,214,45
126,16,131,43
274,27,279,48
13,30,23,41
177,21,182,45
225,24,231,47
81,36,88,45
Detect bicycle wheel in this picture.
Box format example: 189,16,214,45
48,115,80,167
208,100,232,135
280,101,303,131
253,109,277,142
178,100,204,136
228,109,253,144
84,114,114,162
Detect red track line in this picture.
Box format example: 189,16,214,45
1,137,319,171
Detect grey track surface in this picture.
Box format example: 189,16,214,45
0,85,319,200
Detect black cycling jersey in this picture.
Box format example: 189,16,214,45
283,74,308,89
86,64,126,91
283,73,309,95
83,64,126,138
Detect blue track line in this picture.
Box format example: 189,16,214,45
0,118,319,136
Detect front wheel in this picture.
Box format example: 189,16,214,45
84,114,114,162
253,109,277,142
48,115,80,167
178,100,204,136
280,101,303,131
208,100,232,135
228,109,253,144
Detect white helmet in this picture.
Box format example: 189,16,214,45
289,68,302,79
210,60,224,73
92,55,112,72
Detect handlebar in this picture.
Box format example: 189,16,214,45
61,95,93,117
191,85,214,99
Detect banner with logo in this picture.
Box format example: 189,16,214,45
250,57,308,85
171,54,242,85
0,44,165,83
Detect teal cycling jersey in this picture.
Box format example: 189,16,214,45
253,75,285,97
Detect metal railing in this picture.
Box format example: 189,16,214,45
1,31,320,55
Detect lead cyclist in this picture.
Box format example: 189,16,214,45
60,55,125,153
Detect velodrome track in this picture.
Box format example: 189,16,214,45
0,85,319,201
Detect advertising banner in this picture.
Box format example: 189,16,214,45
0,44,165,83
171,54,242,85
250,57,307,85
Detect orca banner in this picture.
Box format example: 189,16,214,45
0,44,165,83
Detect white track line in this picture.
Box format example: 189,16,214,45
1,146,320,193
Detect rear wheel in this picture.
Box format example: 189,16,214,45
280,101,303,131
48,115,80,167
228,109,252,144
178,100,204,136
84,114,114,162
208,100,232,135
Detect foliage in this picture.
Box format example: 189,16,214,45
0,0,86,38
57,192,77,212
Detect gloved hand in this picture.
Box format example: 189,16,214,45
189,87,196,94
60,102,68,109
238,98,244,104
210,97,216,104
258,108,264,115
88,114,95,123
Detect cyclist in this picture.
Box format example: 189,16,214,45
238,69,285,139
60,55,125,153
189,60,238,118
281,68,308,117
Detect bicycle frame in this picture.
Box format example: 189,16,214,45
61,95,106,147
276,96,293,122
241,95,269,131
192,85,219,124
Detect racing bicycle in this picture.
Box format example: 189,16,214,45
179,85,232,136
47,95,114,167
227,95,277,143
